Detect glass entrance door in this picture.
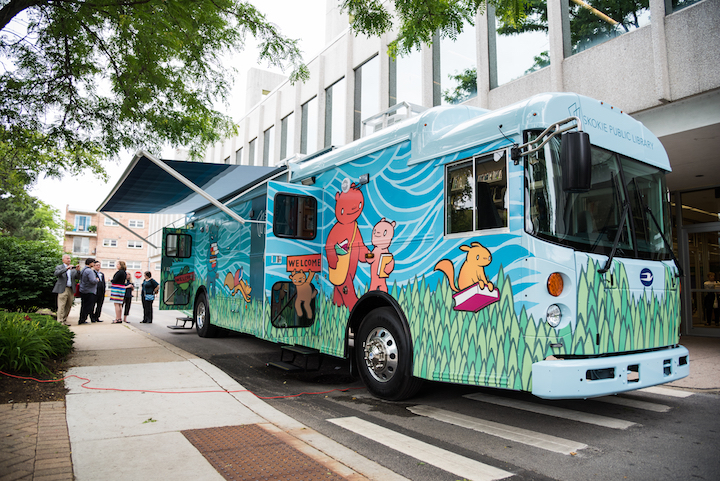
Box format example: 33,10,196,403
682,224,720,334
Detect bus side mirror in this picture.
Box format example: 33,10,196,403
561,131,592,192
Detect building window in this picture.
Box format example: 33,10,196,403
490,4,549,88
127,240,144,249
126,261,142,270
103,239,118,247
353,55,380,140
235,147,243,165
325,77,346,148
224,156,231,164
280,113,295,161
300,97,318,155
445,151,508,235
565,0,649,56
104,217,119,226
73,236,90,254
263,125,275,166
128,220,144,228
389,49,423,107
74,215,91,231
248,138,257,166
101,260,116,269
670,0,703,13
435,20,477,104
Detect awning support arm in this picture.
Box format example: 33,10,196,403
101,213,159,250
144,155,247,225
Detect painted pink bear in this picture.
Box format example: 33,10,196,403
368,218,396,293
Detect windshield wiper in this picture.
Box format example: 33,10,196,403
598,201,629,274
632,179,684,277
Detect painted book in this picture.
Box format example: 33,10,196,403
452,283,499,312
378,253,393,278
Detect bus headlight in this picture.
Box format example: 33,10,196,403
546,304,562,327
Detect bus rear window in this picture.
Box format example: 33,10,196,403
273,194,317,239
165,234,192,258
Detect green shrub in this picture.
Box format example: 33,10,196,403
0,236,64,312
0,312,74,374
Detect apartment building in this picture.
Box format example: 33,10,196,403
64,207,151,286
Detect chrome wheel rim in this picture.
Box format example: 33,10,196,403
196,302,206,329
363,327,398,383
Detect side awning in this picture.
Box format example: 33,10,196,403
98,150,286,223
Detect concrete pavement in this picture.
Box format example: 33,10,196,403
1,303,718,480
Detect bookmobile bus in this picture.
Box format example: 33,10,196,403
100,92,689,401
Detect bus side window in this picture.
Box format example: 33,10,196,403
445,151,508,234
165,234,192,258
274,194,317,240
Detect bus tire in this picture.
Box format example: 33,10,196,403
194,292,217,338
355,307,422,401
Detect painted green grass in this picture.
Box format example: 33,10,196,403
204,257,680,393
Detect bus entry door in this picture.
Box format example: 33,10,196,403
160,227,196,311
265,181,324,343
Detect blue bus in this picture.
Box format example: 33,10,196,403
101,92,689,400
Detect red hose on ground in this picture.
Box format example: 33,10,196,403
0,370,364,399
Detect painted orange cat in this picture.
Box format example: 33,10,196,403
434,242,494,292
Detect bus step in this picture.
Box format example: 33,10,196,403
167,316,195,330
266,361,303,372
273,345,323,372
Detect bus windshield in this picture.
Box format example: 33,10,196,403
525,135,672,261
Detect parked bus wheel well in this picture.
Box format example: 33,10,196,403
348,292,412,357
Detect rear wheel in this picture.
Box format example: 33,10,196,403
355,307,422,400
194,292,217,338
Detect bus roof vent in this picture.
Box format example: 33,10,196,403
361,102,426,137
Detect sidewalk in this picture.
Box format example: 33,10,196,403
2,307,718,481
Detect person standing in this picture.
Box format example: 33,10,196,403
92,261,106,322
78,258,98,325
140,271,159,323
110,261,128,323
122,272,134,323
53,254,80,326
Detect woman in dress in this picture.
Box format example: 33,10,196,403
140,271,159,323
122,272,134,323
109,261,128,323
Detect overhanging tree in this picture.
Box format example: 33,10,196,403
0,0,310,196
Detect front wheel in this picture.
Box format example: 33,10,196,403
194,292,217,338
355,307,422,401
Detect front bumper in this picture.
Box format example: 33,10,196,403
532,346,690,399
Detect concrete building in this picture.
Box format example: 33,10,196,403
64,207,152,292
203,0,720,336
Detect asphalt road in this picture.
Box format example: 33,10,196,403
116,304,720,481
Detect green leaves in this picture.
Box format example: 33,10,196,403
0,312,75,375
0,0,310,190
0,236,64,312
343,0,528,58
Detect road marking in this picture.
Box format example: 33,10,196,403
328,416,513,481
464,392,636,430
639,386,694,398
595,396,671,412
408,405,587,455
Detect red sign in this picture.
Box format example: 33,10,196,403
286,254,322,272
174,272,195,284
135,271,142,279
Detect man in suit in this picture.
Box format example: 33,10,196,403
53,254,80,326
92,260,106,322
